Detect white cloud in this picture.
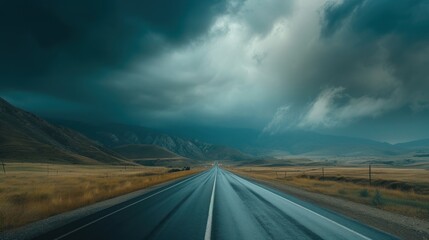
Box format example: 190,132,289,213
299,87,344,128
263,105,291,134
264,86,404,132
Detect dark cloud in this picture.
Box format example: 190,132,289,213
321,0,364,37
323,0,429,40
319,0,429,102
0,0,230,97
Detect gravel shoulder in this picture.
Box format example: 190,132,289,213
0,172,201,240
235,172,429,240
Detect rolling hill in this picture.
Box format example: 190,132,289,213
0,97,127,164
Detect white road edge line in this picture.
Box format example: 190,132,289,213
204,167,217,240
229,171,372,240
54,171,205,240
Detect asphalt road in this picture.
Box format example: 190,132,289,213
35,165,398,240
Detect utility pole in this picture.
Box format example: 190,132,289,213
369,164,372,186
1,160,5,174
322,167,324,180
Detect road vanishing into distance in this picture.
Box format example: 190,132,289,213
36,165,397,240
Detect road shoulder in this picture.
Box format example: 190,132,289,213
233,172,429,240
0,172,202,240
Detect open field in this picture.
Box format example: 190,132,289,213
0,163,204,231
228,165,429,220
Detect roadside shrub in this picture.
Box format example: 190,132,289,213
372,190,384,206
359,189,369,197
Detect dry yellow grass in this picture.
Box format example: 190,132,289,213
230,166,429,220
0,163,203,231
233,166,429,183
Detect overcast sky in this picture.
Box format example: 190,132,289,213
1,0,429,143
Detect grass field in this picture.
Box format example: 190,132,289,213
229,166,429,220
0,163,203,231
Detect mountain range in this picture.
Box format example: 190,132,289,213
51,120,251,161
1,97,428,165
164,126,428,157
0,97,250,164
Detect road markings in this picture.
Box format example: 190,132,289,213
275,192,372,240
204,167,217,240
229,172,372,240
53,171,206,240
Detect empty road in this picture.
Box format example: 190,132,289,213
35,165,397,240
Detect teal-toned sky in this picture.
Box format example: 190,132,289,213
1,0,429,143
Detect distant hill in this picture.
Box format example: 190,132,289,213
396,139,429,150
395,139,429,155
165,126,405,156
113,144,181,159
0,97,127,164
201,145,253,161
254,131,402,156
52,120,251,161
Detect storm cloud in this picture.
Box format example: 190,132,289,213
1,0,429,142
0,0,230,101
261,0,429,141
